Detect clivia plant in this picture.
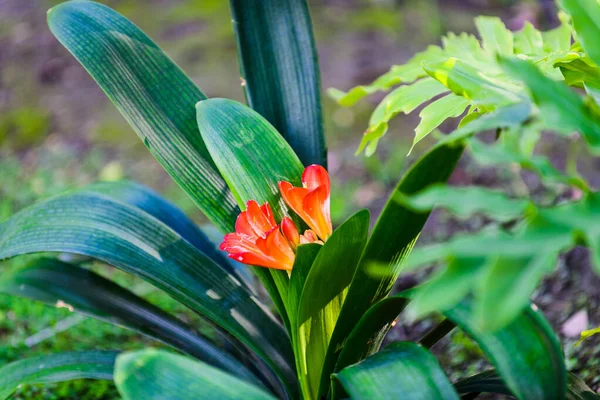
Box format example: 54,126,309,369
0,0,599,399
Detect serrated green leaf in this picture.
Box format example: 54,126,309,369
412,94,470,152
230,0,326,167
297,210,370,399
475,16,514,56
0,258,260,385
318,141,464,398
115,349,275,400
0,351,117,400
500,56,600,152
0,190,295,392
332,342,459,400
423,58,522,107
514,22,544,55
47,1,238,233
196,98,307,333
394,184,532,221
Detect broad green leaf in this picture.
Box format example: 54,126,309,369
556,56,600,89
115,349,275,400
332,342,459,400
83,181,242,282
542,19,573,53
0,258,260,385
0,190,295,392
196,98,306,332
423,58,522,106
0,351,117,400
500,56,600,152
47,1,238,233
394,184,532,221
230,0,326,167
561,0,600,67
445,301,566,400
412,94,470,152
475,16,514,56
318,141,464,398
297,210,370,399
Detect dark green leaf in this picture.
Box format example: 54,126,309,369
445,301,566,400
567,373,600,400
230,0,326,167
0,258,261,385
332,342,459,400
83,181,242,281
296,210,370,399
48,1,238,232
0,190,295,392
196,98,307,330
0,351,117,400
454,370,513,397
115,349,275,400
318,141,464,398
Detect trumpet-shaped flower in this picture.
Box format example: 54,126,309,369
278,165,332,241
220,200,319,271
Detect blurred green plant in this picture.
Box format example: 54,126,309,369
0,1,598,400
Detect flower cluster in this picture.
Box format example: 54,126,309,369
220,165,331,271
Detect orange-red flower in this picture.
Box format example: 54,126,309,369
278,165,332,241
220,200,319,271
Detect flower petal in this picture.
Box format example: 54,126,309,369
302,185,332,240
234,211,255,237
302,164,330,195
281,217,300,250
246,200,275,238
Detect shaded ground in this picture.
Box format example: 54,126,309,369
1,0,598,398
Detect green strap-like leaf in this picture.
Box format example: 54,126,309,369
115,349,276,400
230,0,326,167
83,181,242,281
0,191,295,393
197,98,307,332
318,141,464,398
0,258,261,386
445,301,566,400
332,342,460,400
0,351,117,400
47,1,239,233
296,210,370,399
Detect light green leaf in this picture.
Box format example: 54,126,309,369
423,58,522,106
475,16,514,56
115,349,275,400
561,0,600,67
394,184,532,221
230,0,326,167
500,56,600,152
576,326,600,346
297,210,370,399
412,94,470,152
0,258,261,385
514,22,544,55
332,342,459,400
47,1,238,233
0,351,116,400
